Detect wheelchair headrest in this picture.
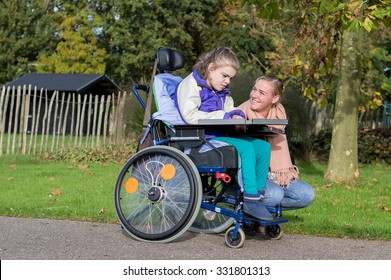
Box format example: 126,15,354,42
157,47,185,71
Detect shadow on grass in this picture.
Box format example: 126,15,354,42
297,161,325,177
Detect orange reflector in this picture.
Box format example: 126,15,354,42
125,178,138,193
161,163,176,180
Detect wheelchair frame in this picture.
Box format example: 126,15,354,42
114,47,288,248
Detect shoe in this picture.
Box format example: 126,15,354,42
243,192,274,221
243,200,274,221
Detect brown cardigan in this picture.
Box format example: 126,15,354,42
238,101,299,187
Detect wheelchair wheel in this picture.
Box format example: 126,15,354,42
189,178,235,234
114,146,202,243
225,226,245,249
188,203,235,234
264,224,283,240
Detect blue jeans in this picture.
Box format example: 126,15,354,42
262,179,315,210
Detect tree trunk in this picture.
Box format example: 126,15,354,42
324,28,361,184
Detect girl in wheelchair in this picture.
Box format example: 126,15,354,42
175,47,274,221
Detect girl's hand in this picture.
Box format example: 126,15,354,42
223,109,245,119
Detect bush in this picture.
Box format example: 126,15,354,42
41,142,137,164
358,127,391,164
303,127,391,164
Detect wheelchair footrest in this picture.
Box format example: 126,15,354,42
258,217,288,227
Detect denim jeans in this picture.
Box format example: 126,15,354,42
261,179,315,210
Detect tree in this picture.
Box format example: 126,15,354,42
324,0,389,182
242,0,390,184
103,0,223,85
216,0,274,72
325,26,361,182
36,5,107,74
0,0,59,84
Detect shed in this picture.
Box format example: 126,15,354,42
4,73,120,95
1,73,121,135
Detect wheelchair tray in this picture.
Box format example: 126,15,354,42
192,119,287,136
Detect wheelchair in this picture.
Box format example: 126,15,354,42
114,47,288,248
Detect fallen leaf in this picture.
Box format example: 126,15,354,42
49,177,55,181
10,164,17,169
78,164,89,171
99,208,105,214
51,188,63,196
377,204,391,212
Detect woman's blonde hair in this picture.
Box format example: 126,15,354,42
255,75,284,97
194,47,241,78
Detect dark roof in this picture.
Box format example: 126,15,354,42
3,73,121,94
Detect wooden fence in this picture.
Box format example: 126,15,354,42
305,100,390,136
0,85,129,156
1,85,389,156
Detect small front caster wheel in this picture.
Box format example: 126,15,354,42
242,221,258,233
265,224,283,240
225,227,245,248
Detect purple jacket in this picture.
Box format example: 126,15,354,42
175,69,236,124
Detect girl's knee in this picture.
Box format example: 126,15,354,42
254,139,270,150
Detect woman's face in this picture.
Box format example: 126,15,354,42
249,79,280,113
207,64,237,91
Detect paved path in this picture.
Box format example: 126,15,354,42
1,216,391,260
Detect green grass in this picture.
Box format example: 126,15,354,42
283,162,391,240
0,154,122,222
0,154,390,241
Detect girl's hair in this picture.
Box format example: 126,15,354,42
193,47,241,78
255,75,284,97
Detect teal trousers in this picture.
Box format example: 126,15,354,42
212,136,271,195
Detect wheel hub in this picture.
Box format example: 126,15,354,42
148,186,165,202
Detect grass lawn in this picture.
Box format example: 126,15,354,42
0,155,121,223
283,162,391,240
0,154,390,241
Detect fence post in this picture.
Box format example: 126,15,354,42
97,95,105,146
21,85,30,154
384,100,390,128
56,92,65,150
33,89,43,155
103,94,111,145
79,93,88,147
0,87,8,156
86,93,92,147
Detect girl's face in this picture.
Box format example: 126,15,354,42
206,64,237,91
249,79,280,113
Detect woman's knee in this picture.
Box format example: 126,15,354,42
263,180,284,206
288,180,315,205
